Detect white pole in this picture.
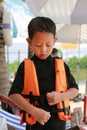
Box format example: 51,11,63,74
77,25,81,83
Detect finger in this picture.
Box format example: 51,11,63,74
47,112,51,118
46,93,51,98
41,122,45,125
40,120,44,125
48,99,53,102
48,99,54,104
44,119,47,122
46,115,51,121
41,120,47,125
48,102,54,105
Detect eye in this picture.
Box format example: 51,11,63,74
36,44,41,47
46,44,51,47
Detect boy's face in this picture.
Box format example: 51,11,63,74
27,31,57,60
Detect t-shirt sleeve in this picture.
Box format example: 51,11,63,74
9,62,24,95
64,62,79,90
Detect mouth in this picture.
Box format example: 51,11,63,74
40,54,47,59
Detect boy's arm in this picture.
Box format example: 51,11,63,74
62,87,79,100
46,88,78,105
9,62,51,125
47,61,79,105
64,62,79,90
9,93,51,125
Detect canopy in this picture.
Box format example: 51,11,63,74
25,0,87,43
25,0,87,24
56,24,87,43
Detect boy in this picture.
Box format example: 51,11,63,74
9,17,78,130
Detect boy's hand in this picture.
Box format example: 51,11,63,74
32,107,51,125
46,91,62,105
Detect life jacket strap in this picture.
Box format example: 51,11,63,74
20,110,26,122
21,92,70,116
20,93,47,122
21,92,47,107
51,106,70,116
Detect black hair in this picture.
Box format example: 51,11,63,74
28,16,56,39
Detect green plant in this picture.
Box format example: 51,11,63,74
66,55,87,81
8,55,87,81
9,61,19,73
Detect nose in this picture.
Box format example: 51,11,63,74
41,44,46,52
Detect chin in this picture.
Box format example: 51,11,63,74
38,54,47,59
39,56,48,60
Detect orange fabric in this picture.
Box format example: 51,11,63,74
55,59,71,120
22,58,40,96
20,58,71,125
20,58,40,125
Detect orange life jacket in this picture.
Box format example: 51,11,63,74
20,58,71,125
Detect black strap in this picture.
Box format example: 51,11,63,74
20,93,46,122
21,92,46,106
51,106,70,115
62,101,67,115
21,92,70,116
20,110,26,122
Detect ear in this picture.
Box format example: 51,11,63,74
53,37,57,46
26,37,31,46
54,37,57,43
